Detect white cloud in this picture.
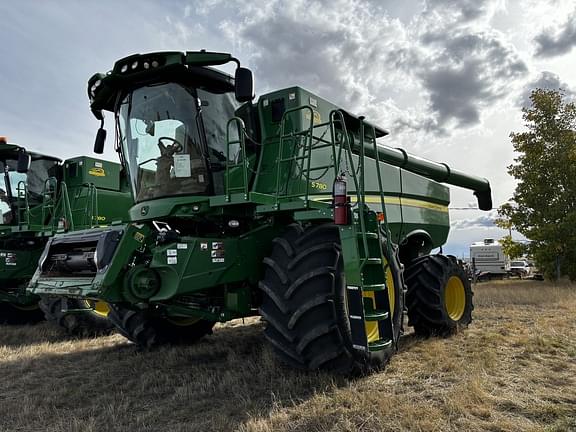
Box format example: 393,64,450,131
518,71,575,108
1,0,572,251
182,0,529,138
424,0,506,24
534,7,576,58
416,29,527,129
450,210,498,229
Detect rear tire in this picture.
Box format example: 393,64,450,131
107,305,215,349
0,300,44,324
260,223,404,374
39,297,114,336
405,254,473,337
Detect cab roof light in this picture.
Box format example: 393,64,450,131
113,52,178,75
87,73,106,102
111,51,241,76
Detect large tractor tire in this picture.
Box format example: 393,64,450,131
39,297,115,336
259,223,404,374
107,305,215,349
0,300,45,324
405,254,473,337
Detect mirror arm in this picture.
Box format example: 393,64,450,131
92,108,104,121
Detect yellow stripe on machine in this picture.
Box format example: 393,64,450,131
309,195,449,213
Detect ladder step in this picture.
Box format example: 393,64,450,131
310,141,333,149
369,338,393,351
363,283,386,291
308,164,334,171
365,310,389,321
346,285,368,351
280,131,310,138
279,156,308,163
360,232,379,240
364,258,382,265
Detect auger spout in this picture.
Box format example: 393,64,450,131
359,142,492,210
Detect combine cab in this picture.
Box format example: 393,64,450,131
0,137,60,323
0,136,131,332
29,51,492,373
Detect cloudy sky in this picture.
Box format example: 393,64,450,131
1,0,575,256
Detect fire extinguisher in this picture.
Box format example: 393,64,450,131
57,217,70,231
333,175,349,225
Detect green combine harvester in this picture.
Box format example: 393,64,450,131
0,136,131,333
29,51,492,373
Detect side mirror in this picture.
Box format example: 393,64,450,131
235,67,254,103
17,150,31,173
94,128,107,154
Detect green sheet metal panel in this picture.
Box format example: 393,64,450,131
64,157,121,191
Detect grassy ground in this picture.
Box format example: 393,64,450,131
0,280,575,432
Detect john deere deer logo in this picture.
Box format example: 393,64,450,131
88,167,106,177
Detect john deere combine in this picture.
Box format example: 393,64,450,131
0,136,131,333
29,51,492,373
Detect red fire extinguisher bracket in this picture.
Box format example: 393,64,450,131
333,175,350,225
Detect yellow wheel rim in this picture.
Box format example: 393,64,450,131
84,300,110,318
363,257,396,343
165,316,201,326
444,276,466,321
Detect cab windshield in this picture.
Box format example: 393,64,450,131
1,157,59,225
117,82,239,202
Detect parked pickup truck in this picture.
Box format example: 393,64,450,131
508,260,532,278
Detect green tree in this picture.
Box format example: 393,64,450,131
500,89,576,280
495,203,527,260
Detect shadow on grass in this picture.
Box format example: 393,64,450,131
397,331,425,353
0,322,76,348
0,321,426,432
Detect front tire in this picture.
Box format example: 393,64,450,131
39,297,115,336
0,300,44,324
405,254,473,337
260,223,404,374
107,305,215,349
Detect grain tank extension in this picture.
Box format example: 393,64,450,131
29,51,492,373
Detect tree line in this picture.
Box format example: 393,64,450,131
496,88,576,280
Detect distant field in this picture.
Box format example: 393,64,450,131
0,280,575,432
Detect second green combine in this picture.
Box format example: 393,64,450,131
29,51,492,372
0,136,131,333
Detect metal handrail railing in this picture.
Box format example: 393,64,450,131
275,106,315,207
41,177,59,231
225,117,249,202
220,106,391,267
16,180,29,228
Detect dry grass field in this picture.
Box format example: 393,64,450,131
0,280,575,432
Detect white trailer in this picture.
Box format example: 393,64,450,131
470,238,509,275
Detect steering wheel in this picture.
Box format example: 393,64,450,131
138,136,184,167
157,136,183,155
